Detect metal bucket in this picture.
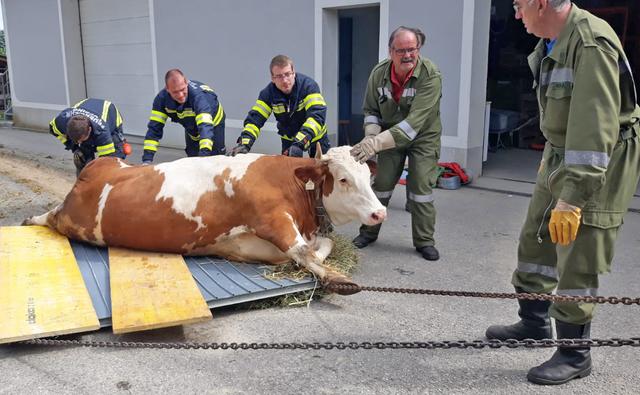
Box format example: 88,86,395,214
437,175,461,190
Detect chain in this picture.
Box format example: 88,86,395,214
325,284,640,305
20,337,640,350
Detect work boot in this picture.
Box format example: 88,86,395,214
352,234,377,249
485,287,552,340
527,321,592,385
416,246,439,261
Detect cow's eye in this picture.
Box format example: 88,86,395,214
339,178,348,184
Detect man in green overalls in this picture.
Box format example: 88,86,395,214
486,0,640,385
350,26,443,261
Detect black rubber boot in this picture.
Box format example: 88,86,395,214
527,321,592,385
485,287,552,340
352,234,377,249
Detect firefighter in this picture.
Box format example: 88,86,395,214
486,0,640,385
228,55,330,158
142,69,225,164
49,98,129,176
349,26,443,261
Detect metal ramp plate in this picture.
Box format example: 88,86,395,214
70,241,317,327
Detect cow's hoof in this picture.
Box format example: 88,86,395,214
324,278,361,295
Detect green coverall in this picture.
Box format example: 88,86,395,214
359,57,443,248
514,5,640,324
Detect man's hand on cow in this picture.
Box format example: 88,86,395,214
350,130,396,164
227,144,250,156
73,149,86,169
286,144,304,158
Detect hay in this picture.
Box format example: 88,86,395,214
243,233,360,309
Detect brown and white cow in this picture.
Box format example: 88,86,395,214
24,146,386,293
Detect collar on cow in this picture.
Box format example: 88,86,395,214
306,179,333,236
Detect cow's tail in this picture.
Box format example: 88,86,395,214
22,204,62,227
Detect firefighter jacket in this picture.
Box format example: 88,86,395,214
143,80,225,161
529,4,640,224
49,98,125,158
240,73,327,150
363,57,442,152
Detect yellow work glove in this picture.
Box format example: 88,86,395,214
548,199,582,246
350,130,395,163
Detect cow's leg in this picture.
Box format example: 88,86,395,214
257,216,358,295
313,236,334,261
22,204,61,227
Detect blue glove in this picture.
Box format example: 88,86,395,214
286,144,304,158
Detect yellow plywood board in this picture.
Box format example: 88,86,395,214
109,247,212,334
0,226,100,344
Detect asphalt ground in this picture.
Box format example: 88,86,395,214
1,127,639,394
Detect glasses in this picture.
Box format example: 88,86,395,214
393,47,419,56
272,71,295,80
513,0,533,14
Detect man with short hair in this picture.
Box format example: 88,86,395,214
485,0,640,385
228,55,330,158
142,69,225,164
49,98,128,175
350,26,443,261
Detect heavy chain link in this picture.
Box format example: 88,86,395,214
20,337,640,350
325,284,640,305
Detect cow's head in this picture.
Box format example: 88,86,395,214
296,146,386,226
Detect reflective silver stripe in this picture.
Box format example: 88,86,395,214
397,120,417,140
540,67,574,86
517,261,558,279
408,192,434,203
374,190,393,199
556,288,598,297
565,150,609,169
364,115,381,125
377,87,392,97
402,88,416,97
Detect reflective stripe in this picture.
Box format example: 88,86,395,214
517,261,558,279
243,123,260,138
177,110,196,119
303,93,326,110
144,139,159,151
116,108,123,127
295,132,308,147
364,115,381,125
397,120,417,140
407,192,434,203
212,104,224,126
377,87,392,97
188,133,200,141
540,67,573,87
149,109,168,124
73,99,88,108
252,100,271,119
402,88,416,97
101,100,111,122
310,125,327,142
96,143,115,156
241,138,251,145
303,117,322,137
374,189,393,199
196,113,213,125
273,104,286,114
556,288,598,297
199,138,213,150
565,150,609,168
280,134,294,141
50,120,68,144
164,108,177,113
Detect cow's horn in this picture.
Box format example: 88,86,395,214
314,142,323,160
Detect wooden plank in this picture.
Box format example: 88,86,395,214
0,226,100,344
109,247,212,334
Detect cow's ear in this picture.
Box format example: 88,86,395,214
314,143,323,160
294,165,325,184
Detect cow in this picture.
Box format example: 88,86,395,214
24,146,386,294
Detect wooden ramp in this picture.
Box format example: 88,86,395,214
109,247,212,334
0,226,100,344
